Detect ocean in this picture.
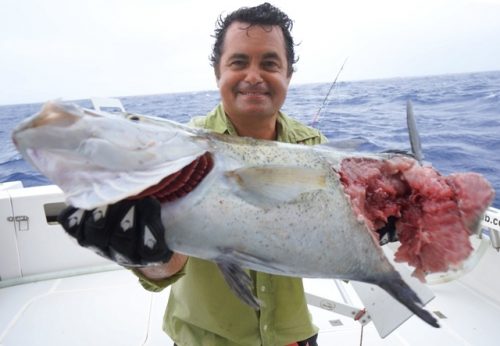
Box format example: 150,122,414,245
1,71,499,208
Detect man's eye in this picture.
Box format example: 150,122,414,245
263,61,279,70
230,60,246,67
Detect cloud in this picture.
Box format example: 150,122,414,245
1,0,499,105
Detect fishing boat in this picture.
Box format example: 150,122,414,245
1,99,499,345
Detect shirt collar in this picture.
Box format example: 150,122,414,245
206,103,318,144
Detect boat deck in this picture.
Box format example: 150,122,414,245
1,263,499,346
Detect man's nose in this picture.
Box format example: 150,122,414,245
244,65,264,84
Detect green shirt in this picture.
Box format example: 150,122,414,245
135,104,327,346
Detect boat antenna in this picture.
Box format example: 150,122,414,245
311,57,348,127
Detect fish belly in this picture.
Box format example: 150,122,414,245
161,171,394,282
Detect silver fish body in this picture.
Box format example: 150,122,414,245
13,101,494,328
162,136,389,280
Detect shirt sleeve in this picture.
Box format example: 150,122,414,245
131,261,187,292
186,116,207,128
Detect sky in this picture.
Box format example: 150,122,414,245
1,0,500,105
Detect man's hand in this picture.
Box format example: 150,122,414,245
57,197,173,267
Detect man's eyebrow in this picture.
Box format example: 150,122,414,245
227,52,282,60
262,52,282,60
227,53,249,60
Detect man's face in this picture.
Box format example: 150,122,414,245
216,22,291,123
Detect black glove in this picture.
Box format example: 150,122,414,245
57,197,173,267
376,216,399,246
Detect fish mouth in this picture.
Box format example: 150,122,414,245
129,152,213,202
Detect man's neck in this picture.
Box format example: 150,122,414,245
227,114,278,140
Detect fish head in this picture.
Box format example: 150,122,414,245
12,101,208,209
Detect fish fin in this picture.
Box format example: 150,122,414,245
381,148,416,159
217,246,285,273
225,166,327,206
375,272,439,328
216,259,260,310
406,100,424,163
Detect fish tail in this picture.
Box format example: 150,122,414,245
376,272,440,328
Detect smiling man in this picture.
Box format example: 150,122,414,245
214,21,291,140
59,3,326,346
138,3,327,346
136,4,325,345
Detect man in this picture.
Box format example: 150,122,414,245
59,3,326,345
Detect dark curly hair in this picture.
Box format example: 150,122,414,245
210,2,297,77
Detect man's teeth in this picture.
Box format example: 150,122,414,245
241,91,266,95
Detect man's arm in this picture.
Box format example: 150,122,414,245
138,253,188,280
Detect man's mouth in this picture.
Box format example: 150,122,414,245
238,90,270,97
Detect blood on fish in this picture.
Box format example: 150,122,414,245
339,156,493,281
129,152,213,202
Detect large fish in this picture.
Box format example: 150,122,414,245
12,101,495,328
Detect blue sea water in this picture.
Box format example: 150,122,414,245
1,71,499,207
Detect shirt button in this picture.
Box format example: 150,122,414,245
260,285,266,292
263,324,268,331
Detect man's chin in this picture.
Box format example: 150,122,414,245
237,92,271,103
239,108,277,119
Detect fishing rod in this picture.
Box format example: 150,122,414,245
311,57,348,127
